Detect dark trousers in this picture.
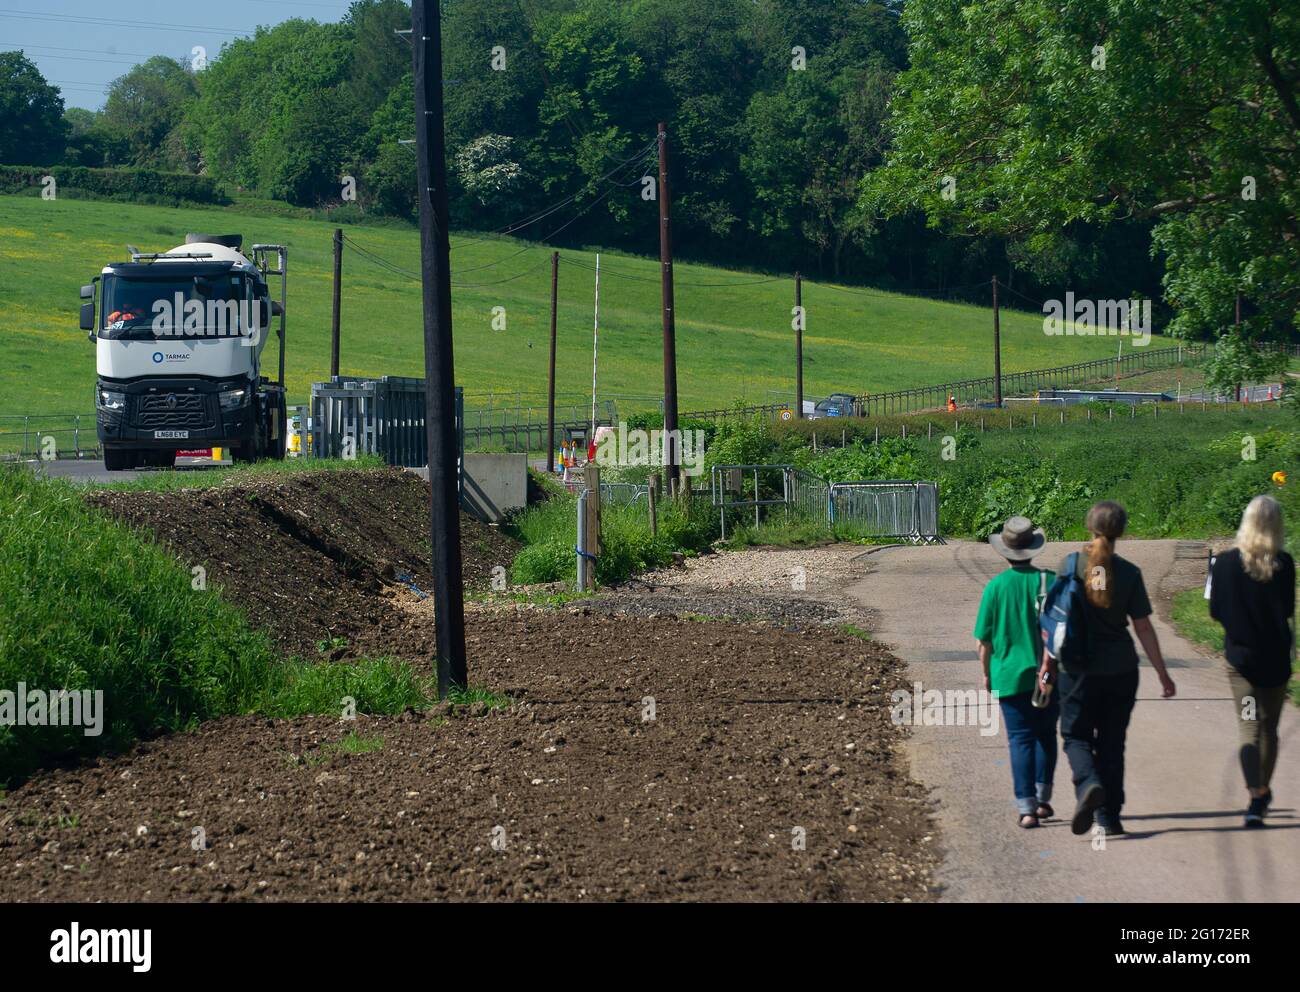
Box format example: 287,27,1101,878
1058,668,1139,815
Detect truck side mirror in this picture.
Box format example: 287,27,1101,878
80,302,96,335
80,284,95,300
271,300,284,317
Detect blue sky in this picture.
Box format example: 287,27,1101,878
2,1,358,110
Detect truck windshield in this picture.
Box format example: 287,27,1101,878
100,273,250,340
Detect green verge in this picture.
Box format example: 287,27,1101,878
0,467,505,787
90,454,388,492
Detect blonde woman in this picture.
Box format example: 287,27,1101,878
1208,495,1296,828
1057,501,1177,836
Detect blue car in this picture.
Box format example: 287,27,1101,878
807,393,858,420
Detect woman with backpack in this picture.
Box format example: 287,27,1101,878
973,516,1058,828
1207,495,1295,828
1052,500,1177,837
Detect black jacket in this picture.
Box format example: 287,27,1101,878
1208,548,1295,688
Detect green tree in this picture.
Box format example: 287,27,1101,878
62,107,106,167
98,56,198,170
863,0,1300,342
743,62,893,276
188,20,360,203
0,51,67,165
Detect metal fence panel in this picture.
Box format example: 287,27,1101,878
310,377,463,485
829,481,941,543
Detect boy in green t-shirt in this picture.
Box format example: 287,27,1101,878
973,516,1058,829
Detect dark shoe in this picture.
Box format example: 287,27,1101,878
1095,811,1125,835
1244,797,1267,829
1072,783,1107,835
1261,789,1273,813
1035,803,1055,820
1018,813,1039,829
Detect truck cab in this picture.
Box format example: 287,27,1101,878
82,234,288,470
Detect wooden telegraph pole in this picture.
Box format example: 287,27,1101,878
992,275,1003,408
795,271,804,418
330,228,343,377
658,122,680,492
412,0,466,698
546,250,558,473
1235,292,1243,402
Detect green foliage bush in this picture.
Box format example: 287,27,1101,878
508,492,717,586
0,165,227,204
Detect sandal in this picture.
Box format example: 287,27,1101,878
1036,803,1054,819
1018,813,1039,829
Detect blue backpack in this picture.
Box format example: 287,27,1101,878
1039,551,1090,668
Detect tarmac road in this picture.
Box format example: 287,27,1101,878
849,538,1299,903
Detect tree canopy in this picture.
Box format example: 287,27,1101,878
864,0,1300,347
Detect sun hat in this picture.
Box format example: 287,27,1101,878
988,515,1047,562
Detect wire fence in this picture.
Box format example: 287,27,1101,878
852,343,1209,416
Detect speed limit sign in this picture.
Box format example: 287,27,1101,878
780,408,794,421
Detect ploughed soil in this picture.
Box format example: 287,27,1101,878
0,472,937,902
86,468,519,659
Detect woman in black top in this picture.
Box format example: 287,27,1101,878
1055,501,1177,837
1208,495,1296,828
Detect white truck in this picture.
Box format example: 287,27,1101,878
81,234,288,470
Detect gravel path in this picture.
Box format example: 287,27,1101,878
590,545,876,630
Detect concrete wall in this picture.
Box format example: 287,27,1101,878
460,452,527,523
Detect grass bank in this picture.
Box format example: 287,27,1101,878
0,466,496,787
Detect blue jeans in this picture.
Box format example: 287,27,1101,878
1000,690,1060,815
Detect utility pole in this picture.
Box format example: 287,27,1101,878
591,254,600,440
412,0,466,699
658,122,679,491
546,250,558,473
330,228,343,378
992,275,1003,408
795,271,804,418
1235,291,1243,401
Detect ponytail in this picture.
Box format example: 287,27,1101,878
1083,501,1127,608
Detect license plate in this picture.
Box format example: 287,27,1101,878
154,430,189,439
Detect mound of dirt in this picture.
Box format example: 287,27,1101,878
87,468,519,659
0,611,936,903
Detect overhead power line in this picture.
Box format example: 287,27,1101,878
0,8,249,35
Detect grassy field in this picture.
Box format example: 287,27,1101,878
0,192,1174,418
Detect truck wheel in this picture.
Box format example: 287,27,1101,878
103,447,132,471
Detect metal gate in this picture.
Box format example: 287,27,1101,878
310,376,463,475
828,481,941,543
708,464,940,543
